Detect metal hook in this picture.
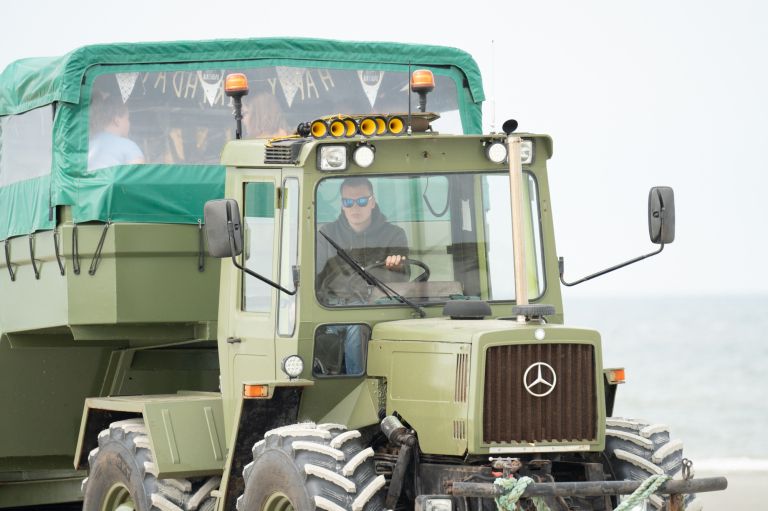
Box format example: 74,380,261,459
682,458,694,481
89,220,111,276
72,224,81,275
4,239,16,282
53,229,66,276
198,219,205,272
29,234,41,280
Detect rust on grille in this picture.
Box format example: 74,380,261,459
483,343,597,444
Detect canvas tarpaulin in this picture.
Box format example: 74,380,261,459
0,37,485,241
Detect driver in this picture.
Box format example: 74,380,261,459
316,176,409,303
316,176,409,374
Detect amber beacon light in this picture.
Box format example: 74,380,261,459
224,73,250,139
224,73,249,95
411,69,435,112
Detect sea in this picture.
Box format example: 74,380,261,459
564,294,768,472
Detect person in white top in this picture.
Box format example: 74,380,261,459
87,92,145,171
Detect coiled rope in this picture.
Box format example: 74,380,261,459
493,474,672,511
613,475,671,511
494,477,551,511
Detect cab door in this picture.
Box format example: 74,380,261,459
218,167,305,439
221,170,282,414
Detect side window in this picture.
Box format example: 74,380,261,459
313,324,372,377
88,90,146,171
277,178,299,336
0,106,53,186
86,65,463,170
243,182,276,312
483,172,545,299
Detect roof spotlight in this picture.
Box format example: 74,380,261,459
485,141,508,163
353,144,376,168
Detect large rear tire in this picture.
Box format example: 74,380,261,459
237,422,385,511
605,417,702,511
82,418,219,511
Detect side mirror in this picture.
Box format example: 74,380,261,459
204,199,243,257
648,186,675,244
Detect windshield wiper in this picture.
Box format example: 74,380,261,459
319,231,426,318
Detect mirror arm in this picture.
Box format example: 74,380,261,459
227,218,297,296
559,243,664,287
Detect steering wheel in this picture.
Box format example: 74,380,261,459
364,258,431,283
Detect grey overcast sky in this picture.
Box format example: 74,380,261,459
2,0,766,296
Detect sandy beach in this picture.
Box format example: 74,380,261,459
695,470,768,509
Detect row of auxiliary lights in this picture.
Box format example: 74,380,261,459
297,115,408,139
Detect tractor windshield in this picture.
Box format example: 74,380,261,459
315,172,545,307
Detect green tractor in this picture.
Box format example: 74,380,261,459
0,38,725,511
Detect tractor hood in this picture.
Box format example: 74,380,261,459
372,317,600,345
367,317,606,456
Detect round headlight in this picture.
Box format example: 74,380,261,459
353,145,375,168
282,355,304,378
485,142,508,164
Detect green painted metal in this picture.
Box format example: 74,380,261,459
367,337,471,455
77,394,226,479
0,470,85,507
0,335,112,460
0,219,220,337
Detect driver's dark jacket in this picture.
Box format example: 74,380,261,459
316,207,408,304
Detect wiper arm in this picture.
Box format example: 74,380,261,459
319,231,425,318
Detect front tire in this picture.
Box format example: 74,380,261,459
605,417,702,511
237,422,385,511
82,418,220,511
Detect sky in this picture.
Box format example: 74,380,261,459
1,0,766,296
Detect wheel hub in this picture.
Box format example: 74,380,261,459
263,491,295,511
102,483,136,511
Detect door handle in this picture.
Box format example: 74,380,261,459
227,337,242,344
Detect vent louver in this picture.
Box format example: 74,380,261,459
264,140,305,164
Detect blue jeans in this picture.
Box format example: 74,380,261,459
323,324,366,375
342,324,364,375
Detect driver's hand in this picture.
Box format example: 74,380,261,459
385,254,405,270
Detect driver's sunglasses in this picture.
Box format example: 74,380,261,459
341,196,373,208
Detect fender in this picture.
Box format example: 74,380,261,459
74,392,226,478
216,379,313,511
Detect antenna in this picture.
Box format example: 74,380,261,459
407,62,412,135
490,39,497,133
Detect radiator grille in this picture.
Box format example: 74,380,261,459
483,343,596,444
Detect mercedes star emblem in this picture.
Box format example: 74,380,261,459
523,362,557,397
